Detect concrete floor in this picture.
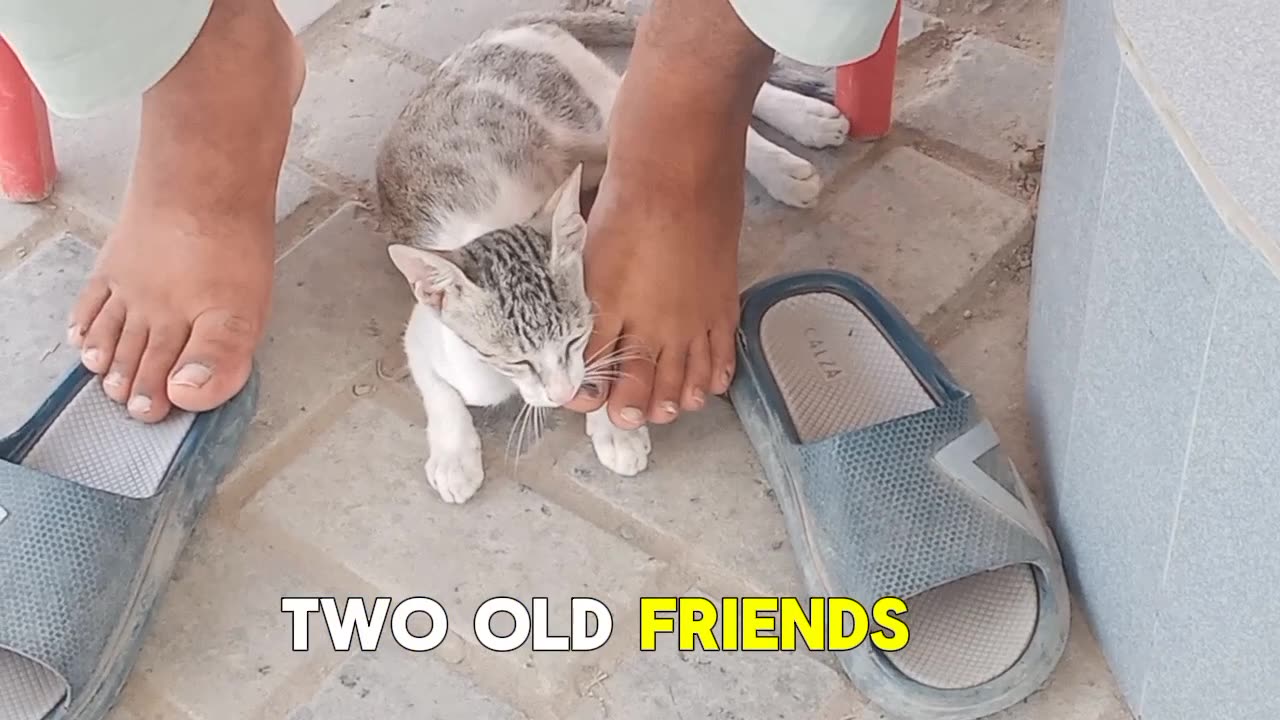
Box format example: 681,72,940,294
0,0,1134,718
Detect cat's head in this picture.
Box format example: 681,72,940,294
388,165,592,408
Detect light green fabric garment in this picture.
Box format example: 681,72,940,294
729,0,898,66
0,0,212,118
0,0,896,118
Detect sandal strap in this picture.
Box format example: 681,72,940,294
791,394,1057,602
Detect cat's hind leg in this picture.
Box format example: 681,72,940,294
745,127,823,209
753,82,851,149
586,407,651,477
409,347,486,504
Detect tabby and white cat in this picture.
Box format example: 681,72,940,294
376,11,850,504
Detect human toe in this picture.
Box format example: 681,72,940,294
166,308,259,412
647,344,687,425
79,295,128,374
123,322,189,422
101,317,149,404
708,323,737,395
565,382,608,413
67,277,110,348
681,334,712,411
607,342,655,431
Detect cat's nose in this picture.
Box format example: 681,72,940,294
547,381,578,406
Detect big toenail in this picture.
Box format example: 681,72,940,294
128,395,152,415
103,371,125,389
660,401,679,416
82,348,101,366
171,363,212,388
620,407,645,425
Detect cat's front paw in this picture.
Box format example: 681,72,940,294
587,411,651,477
758,152,822,209
425,446,485,504
787,97,850,149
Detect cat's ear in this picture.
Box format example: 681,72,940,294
549,164,587,263
387,244,466,309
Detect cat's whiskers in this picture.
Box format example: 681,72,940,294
506,402,532,461
534,406,547,446
583,334,649,365
518,402,537,467
583,369,635,383
507,400,557,473
585,350,652,374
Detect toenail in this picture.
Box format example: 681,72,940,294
66,324,83,345
720,368,733,387
171,363,212,388
82,348,101,366
620,407,645,425
127,395,152,415
660,401,679,416
690,388,706,407
103,371,125,389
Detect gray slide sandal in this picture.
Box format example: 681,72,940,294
730,271,1070,719
0,364,257,720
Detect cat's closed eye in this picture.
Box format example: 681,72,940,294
564,330,591,365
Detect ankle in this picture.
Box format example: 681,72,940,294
129,0,298,221
142,0,297,127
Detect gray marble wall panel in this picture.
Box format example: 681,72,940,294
1026,0,1122,497
1031,2,1280,716
1053,67,1229,705
1137,240,1280,720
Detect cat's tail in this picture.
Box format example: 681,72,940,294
500,10,836,103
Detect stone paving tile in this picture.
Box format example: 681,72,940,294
936,278,1042,496
0,201,46,244
106,678,192,720
131,520,350,720
278,0,345,33
50,106,139,222
564,589,847,720
277,164,323,223
292,52,426,184
755,147,1030,323
900,34,1053,166
360,0,564,62
105,701,180,720
901,5,943,45
240,203,408,458
0,234,95,434
286,647,529,720
744,126,876,225
992,608,1131,720
244,399,666,698
104,704,165,720
552,397,806,596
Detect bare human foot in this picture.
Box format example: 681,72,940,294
564,0,773,429
65,0,304,422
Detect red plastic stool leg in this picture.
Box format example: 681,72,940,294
835,0,901,140
0,37,56,203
